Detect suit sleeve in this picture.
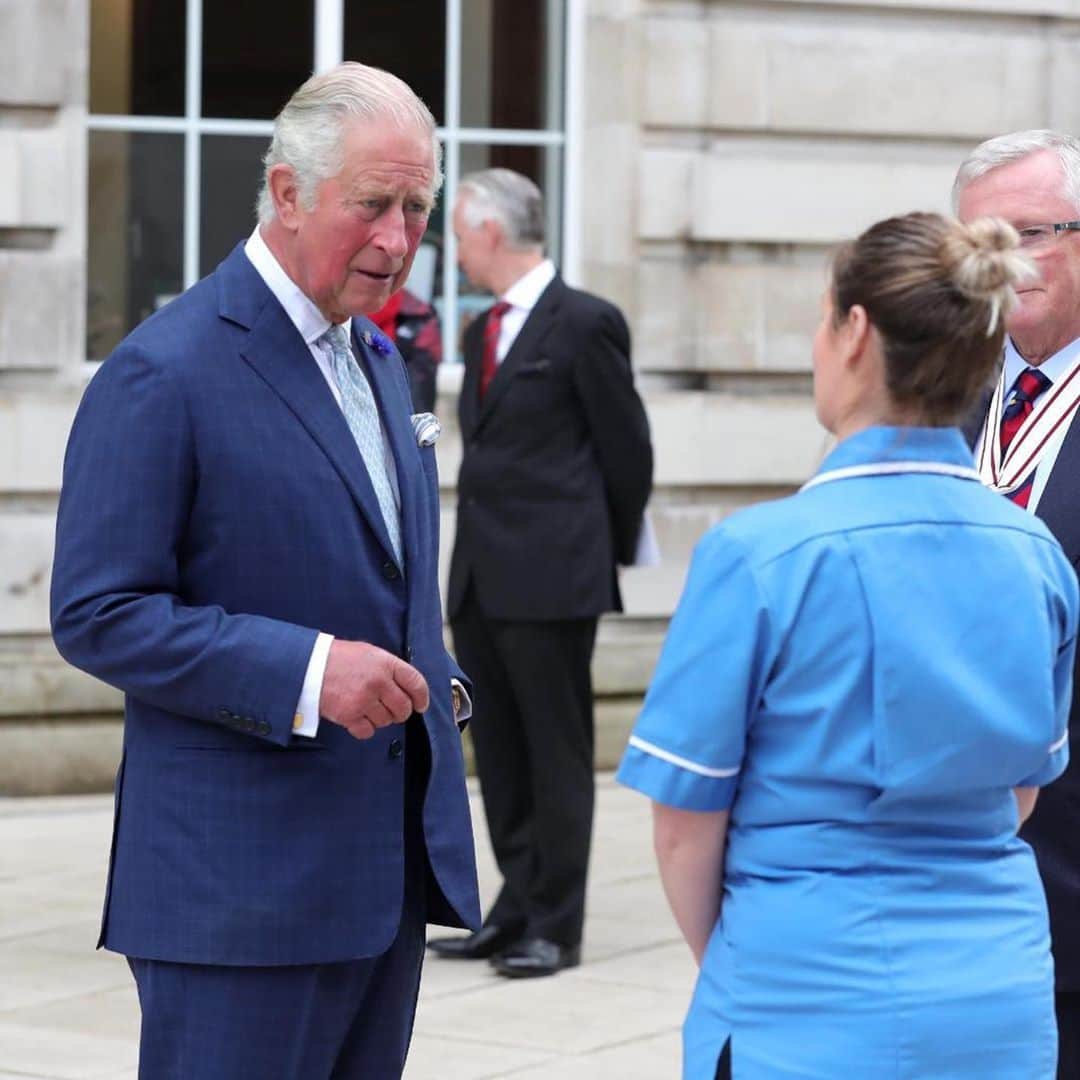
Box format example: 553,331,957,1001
571,304,653,565
50,344,318,747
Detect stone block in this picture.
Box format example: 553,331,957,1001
0,515,54,634
583,123,641,265
1048,32,1080,135
689,146,957,244
0,252,82,369
0,0,67,106
587,12,644,128
635,256,701,371
642,18,708,129
0,387,81,493
692,15,1046,138
0,640,121,718
773,0,1080,14
638,148,696,240
649,389,826,485
0,127,68,230
0,719,122,796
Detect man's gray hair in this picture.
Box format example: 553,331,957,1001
952,130,1080,214
458,168,545,249
256,62,442,226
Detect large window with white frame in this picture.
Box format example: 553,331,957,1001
86,0,574,365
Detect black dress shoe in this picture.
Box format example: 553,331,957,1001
426,924,522,960
490,937,581,978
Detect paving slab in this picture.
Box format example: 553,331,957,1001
0,778,691,1079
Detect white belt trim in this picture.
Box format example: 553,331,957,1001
1049,729,1069,754
801,462,981,492
627,735,739,779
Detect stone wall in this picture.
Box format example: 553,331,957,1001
3,0,1080,792
0,0,110,794
578,0,1080,757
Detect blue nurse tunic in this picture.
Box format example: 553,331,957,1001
618,426,1078,1079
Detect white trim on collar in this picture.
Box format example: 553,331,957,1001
801,462,981,492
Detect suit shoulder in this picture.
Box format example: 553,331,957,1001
559,283,626,326
102,271,237,382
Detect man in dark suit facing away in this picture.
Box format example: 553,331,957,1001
51,63,478,1078
955,129,1080,1079
427,168,653,978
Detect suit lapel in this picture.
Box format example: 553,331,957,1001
1036,411,1080,564
459,319,483,440
229,271,399,565
475,277,563,430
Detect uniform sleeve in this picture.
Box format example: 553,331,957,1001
616,528,773,811
1019,554,1079,788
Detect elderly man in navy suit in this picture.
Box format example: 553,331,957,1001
50,63,478,1079
955,130,1080,1080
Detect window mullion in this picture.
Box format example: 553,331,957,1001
314,0,344,73
442,0,464,367
182,0,203,289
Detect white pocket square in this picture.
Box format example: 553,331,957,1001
411,412,441,447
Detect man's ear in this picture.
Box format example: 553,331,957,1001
268,164,302,230
482,218,503,252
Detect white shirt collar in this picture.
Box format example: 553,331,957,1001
244,227,351,346
500,258,556,313
1004,334,1080,390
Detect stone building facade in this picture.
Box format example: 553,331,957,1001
2,0,1077,792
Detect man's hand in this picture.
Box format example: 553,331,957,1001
319,640,429,741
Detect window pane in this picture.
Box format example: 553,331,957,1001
87,131,184,360
200,135,270,277
202,0,314,119
90,0,186,116
343,2,446,126
461,0,564,130
447,143,563,360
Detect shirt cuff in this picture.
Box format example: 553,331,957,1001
451,678,472,723
293,633,333,738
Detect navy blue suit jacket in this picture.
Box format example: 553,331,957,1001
51,243,480,966
967,390,1080,989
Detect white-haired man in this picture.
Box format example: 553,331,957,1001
51,63,479,1077
955,130,1080,1077
426,169,653,977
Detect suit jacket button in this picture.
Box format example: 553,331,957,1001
255,720,271,736
405,645,413,661
217,707,231,721
382,561,400,581
243,717,256,732
388,738,403,759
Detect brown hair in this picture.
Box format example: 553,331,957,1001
830,212,1035,425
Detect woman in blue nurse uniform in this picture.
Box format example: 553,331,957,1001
618,212,1079,1079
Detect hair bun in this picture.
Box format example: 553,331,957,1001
942,217,1037,332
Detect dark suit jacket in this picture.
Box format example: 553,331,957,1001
447,275,653,621
968,391,1080,989
50,243,480,967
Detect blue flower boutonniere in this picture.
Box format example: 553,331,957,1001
362,329,394,357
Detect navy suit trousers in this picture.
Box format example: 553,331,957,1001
129,719,430,1079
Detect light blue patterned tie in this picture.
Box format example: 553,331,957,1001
321,324,402,565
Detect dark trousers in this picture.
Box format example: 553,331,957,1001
452,586,598,947
1058,991,1080,1079
129,719,431,1079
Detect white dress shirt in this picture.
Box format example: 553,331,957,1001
243,228,460,740
494,259,557,361
978,335,1080,513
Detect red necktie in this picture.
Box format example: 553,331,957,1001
479,301,511,401
1000,366,1051,508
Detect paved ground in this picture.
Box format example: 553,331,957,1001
0,776,692,1079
